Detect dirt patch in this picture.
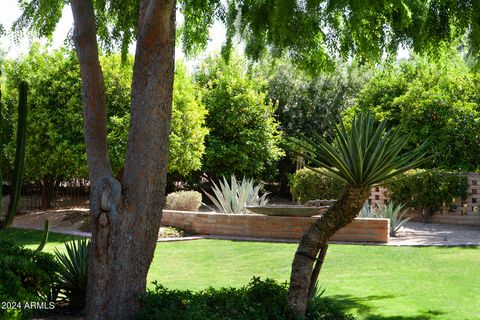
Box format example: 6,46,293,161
12,208,90,232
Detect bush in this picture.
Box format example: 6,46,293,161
165,191,202,211
289,168,344,204
384,169,469,218
137,277,355,320
195,55,284,180
0,239,59,320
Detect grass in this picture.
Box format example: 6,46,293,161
2,229,479,319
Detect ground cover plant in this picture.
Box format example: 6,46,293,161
137,277,354,320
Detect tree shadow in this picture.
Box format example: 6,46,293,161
327,294,445,320
434,245,479,249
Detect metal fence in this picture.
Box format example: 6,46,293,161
2,179,90,211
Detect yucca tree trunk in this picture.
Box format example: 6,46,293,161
287,185,370,317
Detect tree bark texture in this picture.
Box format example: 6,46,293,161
287,185,370,317
71,0,176,319
307,243,329,301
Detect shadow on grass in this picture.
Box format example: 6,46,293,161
0,227,82,246
328,294,445,320
435,245,479,249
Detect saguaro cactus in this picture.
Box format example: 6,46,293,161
0,80,28,230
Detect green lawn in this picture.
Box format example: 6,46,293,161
2,229,479,320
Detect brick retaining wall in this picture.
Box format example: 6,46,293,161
161,210,389,243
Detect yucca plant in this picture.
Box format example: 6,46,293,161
54,238,90,309
204,175,269,214
287,112,428,317
375,202,411,236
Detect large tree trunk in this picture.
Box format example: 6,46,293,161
71,0,176,319
287,185,370,317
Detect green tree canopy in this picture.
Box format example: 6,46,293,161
346,50,480,171
195,54,283,180
2,46,208,182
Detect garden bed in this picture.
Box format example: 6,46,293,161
161,210,389,243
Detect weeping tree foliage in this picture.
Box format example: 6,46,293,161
12,0,480,319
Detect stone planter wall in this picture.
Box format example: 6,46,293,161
161,210,390,243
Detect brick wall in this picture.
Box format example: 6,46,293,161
161,210,389,243
368,172,480,227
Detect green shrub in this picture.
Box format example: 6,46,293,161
136,277,355,320
289,168,344,204
384,169,469,218
165,191,202,211
0,239,59,320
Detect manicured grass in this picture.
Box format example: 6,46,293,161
0,227,83,253
150,240,480,320
2,229,479,319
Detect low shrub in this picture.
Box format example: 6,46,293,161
289,168,344,204
165,191,202,211
384,169,469,218
0,239,59,320
137,277,355,320
158,226,185,238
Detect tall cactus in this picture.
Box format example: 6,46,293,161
0,80,28,231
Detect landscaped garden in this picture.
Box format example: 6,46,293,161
2,1,480,319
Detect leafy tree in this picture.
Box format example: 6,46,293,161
3,45,86,209
269,59,372,137
14,0,480,318
105,58,208,177
267,58,372,194
196,54,283,180
348,51,480,171
3,47,207,208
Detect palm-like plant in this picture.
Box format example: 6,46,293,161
287,112,427,317
204,175,269,214
54,238,90,309
375,202,412,236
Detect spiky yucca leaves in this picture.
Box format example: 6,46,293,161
293,112,428,187
288,112,428,317
375,202,412,236
54,238,90,309
204,175,269,214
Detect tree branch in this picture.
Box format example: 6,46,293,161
71,0,112,184
123,0,176,213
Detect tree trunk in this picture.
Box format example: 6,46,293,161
71,0,176,319
307,243,329,301
41,175,54,210
287,185,370,317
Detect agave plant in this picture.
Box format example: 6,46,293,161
375,202,412,236
54,238,90,309
204,175,269,214
287,112,428,317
